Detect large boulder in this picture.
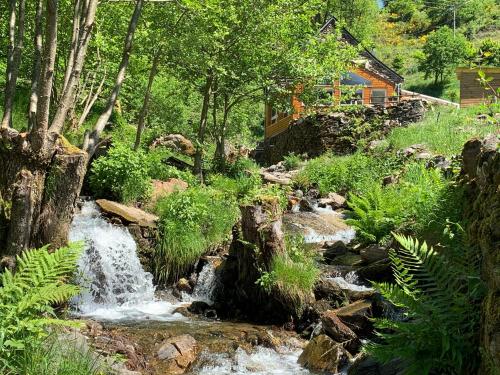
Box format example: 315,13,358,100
298,334,350,373
157,334,198,374
360,245,389,264
321,310,357,344
96,199,158,228
150,134,195,156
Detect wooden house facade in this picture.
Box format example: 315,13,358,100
456,67,500,108
264,18,404,139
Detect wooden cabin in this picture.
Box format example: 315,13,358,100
456,67,500,108
264,18,404,139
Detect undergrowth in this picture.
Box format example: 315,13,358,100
154,187,239,282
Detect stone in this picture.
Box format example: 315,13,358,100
357,258,392,282
298,334,350,373
323,241,348,261
335,299,373,335
260,171,292,185
150,134,195,156
96,199,158,228
321,310,357,343
330,253,364,267
187,301,212,315
314,278,344,302
157,334,198,374
360,245,389,264
151,178,188,203
299,198,315,212
382,175,397,186
176,278,192,294
348,354,403,375
328,192,347,208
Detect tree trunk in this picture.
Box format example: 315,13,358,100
0,128,87,256
214,94,230,167
134,48,161,151
29,0,43,131
77,70,106,129
49,0,98,134
193,73,214,180
84,0,144,157
1,0,26,128
30,0,59,152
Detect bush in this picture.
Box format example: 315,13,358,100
145,148,198,186
295,152,400,196
0,244,83,373
89,143,152,203
346,163,449,245
283,153,302,171
207,173,261,201
256,235,319,312
154,187,239,282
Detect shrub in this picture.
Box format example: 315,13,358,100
224,156,260,179
207,173,261,201
295,152,400,196
0,244,83,373
257,235,319,312
89,143,152,203
366,234,483,375
346,163,448,245
283,153,302,171
154,187,239,282
145,148,198,186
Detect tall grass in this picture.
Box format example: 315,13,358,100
387,106,498,156
10,334,109,375
294,152,401,196
154,187,239,282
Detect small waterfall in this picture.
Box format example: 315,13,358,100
328,271,373,292
192,347,312,375
70,201,184,321
192,262,219,304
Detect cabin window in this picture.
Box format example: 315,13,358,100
341,72,372,86
371,89,387,106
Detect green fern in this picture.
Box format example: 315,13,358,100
0,243,83,371
366,234,483,375
346,185,399,244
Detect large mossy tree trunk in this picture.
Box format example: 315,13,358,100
217,198,294,323
0,128,87,256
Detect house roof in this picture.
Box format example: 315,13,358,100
320,18,404,84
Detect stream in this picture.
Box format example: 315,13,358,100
69,201,361,374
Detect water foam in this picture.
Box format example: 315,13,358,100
70,201,185,321
192,347,312,375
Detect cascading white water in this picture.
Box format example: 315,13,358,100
192,262,219,304
192,347,313,375
328,271,373,292
70,201,185,321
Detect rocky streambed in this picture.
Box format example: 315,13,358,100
68,194,396,375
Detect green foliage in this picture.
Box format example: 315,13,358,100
475,39,500,66
366,234,483,375
347,163,449,245
295,152,400,196
207,173,262,201
154,187,239,282
145,148,198,186
257,235,319,311
387,107,498,156
283,153,302,171
89,143,152,203
417,27,472,84
9,334,108,375
0,244,83,372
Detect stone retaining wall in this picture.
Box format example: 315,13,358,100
259,100,426,165
461,135,500,374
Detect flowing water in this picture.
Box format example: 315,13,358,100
68,201,365,374
69,201,185,322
